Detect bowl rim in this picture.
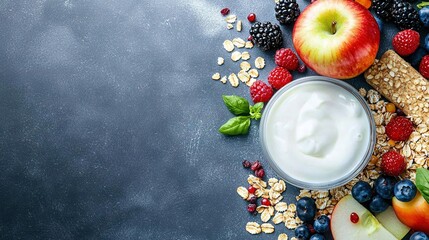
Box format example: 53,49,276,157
259,76,376,190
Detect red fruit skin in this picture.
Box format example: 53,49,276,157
419,55,429,79
247,13,256,23
385,116,414,141
392,29,420,57
392,192,429,235
250,80,273,103
275,48,299,71
381,151,406,176
268,67,293,90
261,198,271,206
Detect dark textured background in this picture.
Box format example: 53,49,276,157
0,0,402,239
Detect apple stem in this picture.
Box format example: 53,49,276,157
331,21,337,35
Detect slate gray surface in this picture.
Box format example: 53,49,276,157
0,0,403,239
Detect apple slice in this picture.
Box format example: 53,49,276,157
331,195,397,240
375,206,410,239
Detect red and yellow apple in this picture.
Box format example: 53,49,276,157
292,0,380,79
392,191,429,235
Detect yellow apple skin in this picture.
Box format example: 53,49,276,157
392,191,429,235
292,0,380,79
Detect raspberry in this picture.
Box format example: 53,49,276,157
250,80,273,103
381,151,406,176
385,116,413,141
268,67,293,90
275,48,299,71
419,55,429,79
392,29,420,56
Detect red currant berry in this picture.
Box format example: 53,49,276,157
350,212,359,223
255,168,265,178
261,198,271,206
247,35,253,41
248,186,256,194
247,203,257,213
247,13,256,22
297,64,307,73
248,196,257,204
220,8,230,16
251,161,261,171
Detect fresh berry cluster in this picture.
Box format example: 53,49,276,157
372,0,422,30
294,197,331,240
250,48,303,103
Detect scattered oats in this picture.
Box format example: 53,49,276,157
278,233,288,240
359,88,367,97
220,76,227,84
268,206,275,216
228,73,239,87
246,222,261,235
233,38,246,48
241,51,251,60
237,186,248,199
261,223,275,234
238,70,250,83
248,69,259,78
245,41,254,49
255,57,266,69
275,202,288,212
285,218,298,230
236,20,242,32
291,237,299,240
217,57,224,66
227,23,234,30
367,89,381,104
223,40,234,52
256,205,268,214
268,178,279,187
240,61,251,71
231,51,242,62
261,208,271,222
273,212,284,224
225,15,237,23
246,78,256,87
288,203,296,212
212,73,220,80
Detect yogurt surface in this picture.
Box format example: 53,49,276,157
263,80,371,185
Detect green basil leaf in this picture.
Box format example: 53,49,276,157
219,116,251,135
250,102,264,120
416,168,429,203
222,95,250,116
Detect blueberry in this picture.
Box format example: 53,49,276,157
313,215,330,233
310,233,325,240
410,231,429,240
369,194,389,213
296,197,316,222
295,225,311,240
419,7,429,28
424,34,429,52
375,175,397,199
394,179,417,202
352,181,372,203
373,15,383,32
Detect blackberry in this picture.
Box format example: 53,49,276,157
392,0,422,30
249,22,283,51
371,0,394,22
275,0,300,25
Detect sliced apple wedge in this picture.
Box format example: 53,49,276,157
331,195,397,240
375,206,410,239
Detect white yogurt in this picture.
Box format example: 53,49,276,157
263,80,371,185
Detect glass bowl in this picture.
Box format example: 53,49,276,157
260,76,376,190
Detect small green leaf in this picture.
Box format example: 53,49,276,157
416,168,429,204
417,1,429,8
250,102,264,120
219,116,251,135
222,95,250,116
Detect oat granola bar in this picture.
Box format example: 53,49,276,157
364,50,429,125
